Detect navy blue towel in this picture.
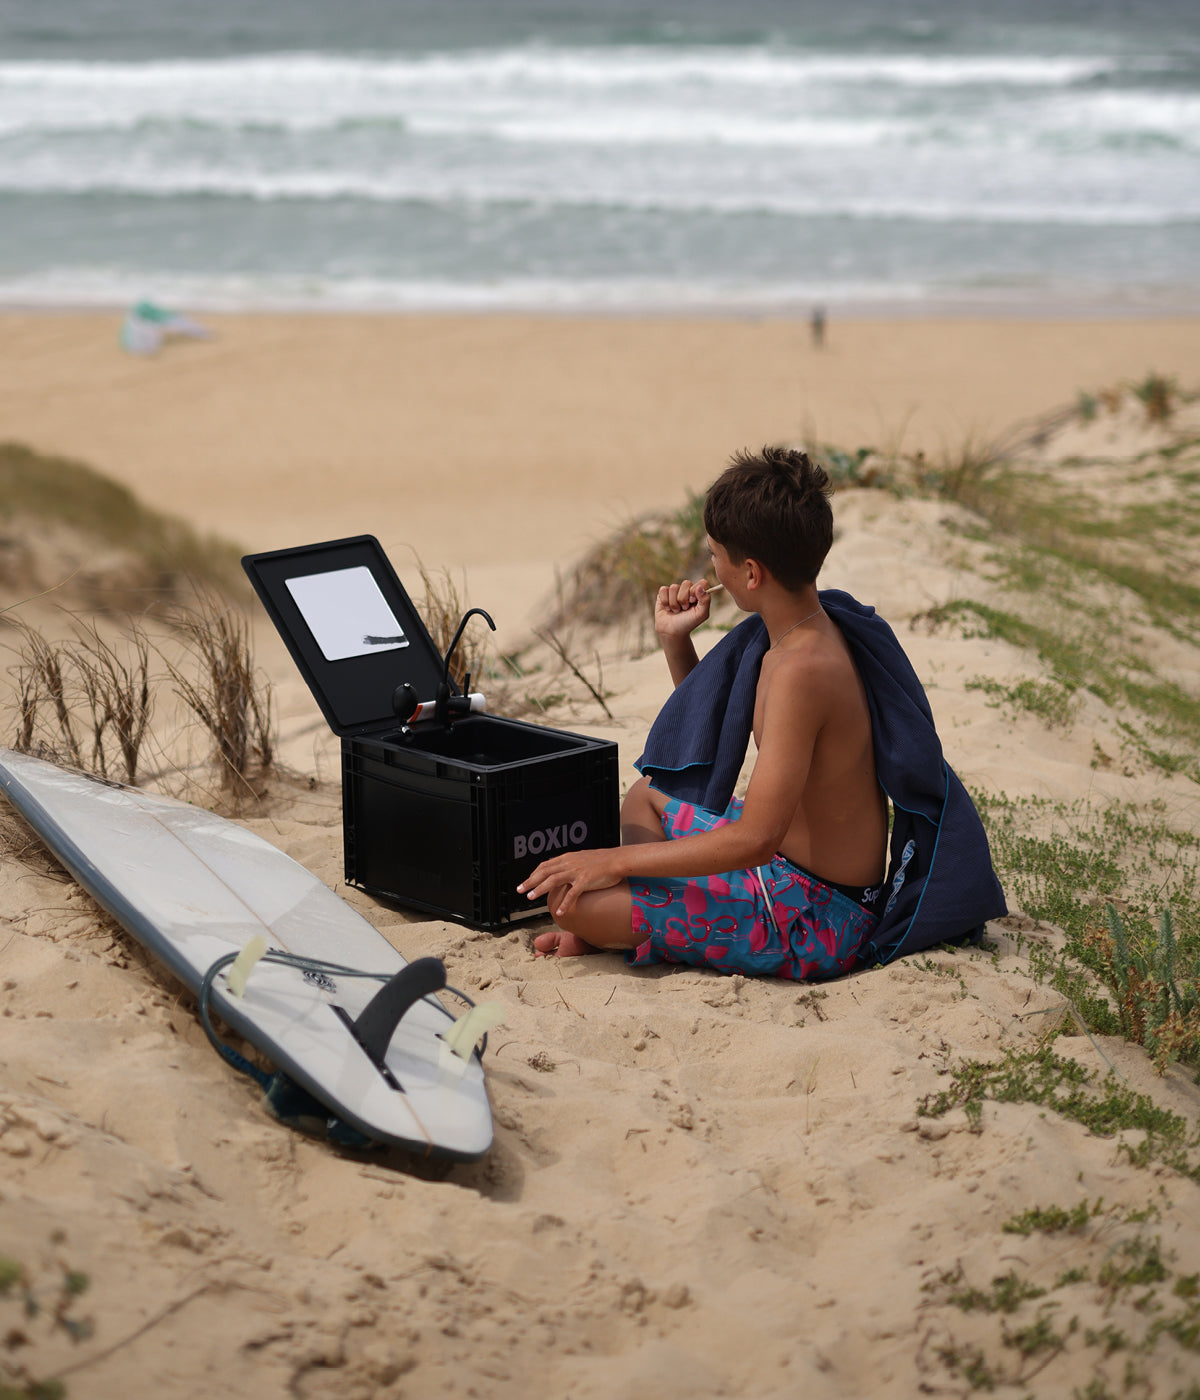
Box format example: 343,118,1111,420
636,588,1007,964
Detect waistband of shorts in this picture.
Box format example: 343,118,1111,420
772,854,883,915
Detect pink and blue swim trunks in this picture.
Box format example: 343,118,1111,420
627,795,881,981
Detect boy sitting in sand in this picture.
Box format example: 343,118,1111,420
519,445,1006,978
518,447,894,977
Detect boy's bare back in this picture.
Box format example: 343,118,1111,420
752,618,887,889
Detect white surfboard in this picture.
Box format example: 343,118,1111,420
0,749,493,1161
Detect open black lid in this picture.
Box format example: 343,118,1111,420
242,535,451,736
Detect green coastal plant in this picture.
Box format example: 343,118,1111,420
917,1044,1199,1178
1002,1201,1098,1237
924,1213,1200,1397
1130,372,1178,425
918,1052,1200,1390
819,445,881,488
1,1251,91,1399
972,791,1200,1071
965,674,1078,727
1085,906,1200,1072
922,598,1200,781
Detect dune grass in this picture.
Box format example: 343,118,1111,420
2,444,277,795
918,1045,1200,1395
411,558,490,693
974,792,1200,1069
0,440,247,607
919,597,1200,783
8,600,275,798
0,807,69,883
164,593,274,794
538,489,711,644
11,616,153,784
905,383,1200,1072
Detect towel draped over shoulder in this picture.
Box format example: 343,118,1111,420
635,588,1007,965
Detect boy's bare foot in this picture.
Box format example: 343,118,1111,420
533,929,601,958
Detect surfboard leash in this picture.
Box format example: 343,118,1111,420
196,949,487,1149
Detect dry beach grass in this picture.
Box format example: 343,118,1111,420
1,314,1199,1399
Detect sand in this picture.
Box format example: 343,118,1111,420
6,310,1200,638
2,312,1200,1399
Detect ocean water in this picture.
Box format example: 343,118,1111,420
1,0,1198,312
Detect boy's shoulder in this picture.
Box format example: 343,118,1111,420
755,627,858,704
759,625,853,675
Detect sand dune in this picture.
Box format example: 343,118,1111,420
5,311,1200,636
2,314,1199,1399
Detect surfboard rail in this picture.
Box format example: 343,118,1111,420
0,749,494,1160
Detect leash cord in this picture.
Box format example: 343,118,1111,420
197,950,481,1087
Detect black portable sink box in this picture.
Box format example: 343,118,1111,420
243,536,620,930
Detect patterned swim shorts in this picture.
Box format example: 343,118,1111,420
627,796,879,981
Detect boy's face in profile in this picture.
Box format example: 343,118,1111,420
706,535,744,607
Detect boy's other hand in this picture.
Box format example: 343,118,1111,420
518,847,626,917
654,578,711,643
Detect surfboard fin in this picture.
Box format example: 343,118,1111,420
226,933,268,998
443,1002,506,1061
351,957,448,1068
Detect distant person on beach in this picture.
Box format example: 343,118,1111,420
811,305,826,348
518,445,1005,978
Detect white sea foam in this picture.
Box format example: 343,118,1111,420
0,41,1191,221
0,46,1124,138
1,36,1195,309
0,143,1193,226
0,264,1021,312
4,263,1196,316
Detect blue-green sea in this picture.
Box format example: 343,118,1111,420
1,0,1197,311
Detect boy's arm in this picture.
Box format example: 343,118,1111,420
655,579,711,688
520,650,825,916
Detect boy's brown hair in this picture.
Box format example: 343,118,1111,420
703,446,834,590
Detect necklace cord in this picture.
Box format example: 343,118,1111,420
769,605,824,650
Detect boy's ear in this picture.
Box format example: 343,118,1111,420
744,557,765,591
